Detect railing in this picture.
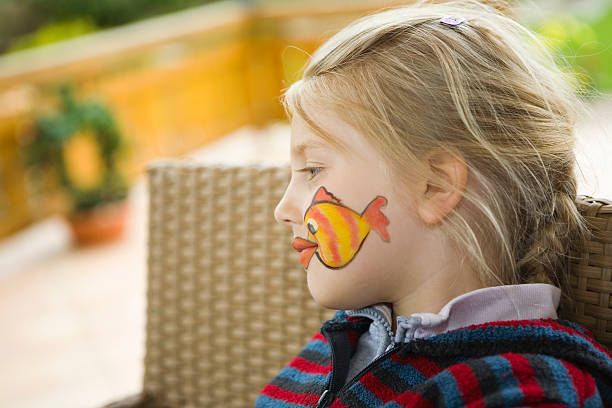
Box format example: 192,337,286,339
0,0,398,239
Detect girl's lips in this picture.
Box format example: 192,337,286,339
292,237,317,251
292,237,318,268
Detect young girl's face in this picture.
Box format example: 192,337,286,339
274,104,429,311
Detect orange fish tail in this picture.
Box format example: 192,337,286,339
363,196,390,242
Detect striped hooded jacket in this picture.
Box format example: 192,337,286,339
255,310,612,407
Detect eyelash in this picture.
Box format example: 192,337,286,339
297,166,323,181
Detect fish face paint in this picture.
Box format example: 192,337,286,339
292,186,390,269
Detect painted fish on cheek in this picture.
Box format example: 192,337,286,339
292,186,390,269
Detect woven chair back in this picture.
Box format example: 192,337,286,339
144,160,335,408
558,196,612,347
143,159,612,408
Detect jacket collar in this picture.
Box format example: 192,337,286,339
323,310,612,385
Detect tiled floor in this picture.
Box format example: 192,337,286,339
0,97,611,408
0,189,148,408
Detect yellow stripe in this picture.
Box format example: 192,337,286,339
357,215,370,243
324,205,353,262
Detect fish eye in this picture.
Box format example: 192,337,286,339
307,219,318,234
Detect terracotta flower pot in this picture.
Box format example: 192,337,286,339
67,199,129,246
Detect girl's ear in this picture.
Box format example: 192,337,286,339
416,149,468,225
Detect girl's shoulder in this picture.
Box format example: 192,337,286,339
408,317,612,367
256,317,612,407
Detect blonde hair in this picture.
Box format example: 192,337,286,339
281,0,592,305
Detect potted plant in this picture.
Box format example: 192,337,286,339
22,85,132,245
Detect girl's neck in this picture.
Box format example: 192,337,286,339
388,273,486,334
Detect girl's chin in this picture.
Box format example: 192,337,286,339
306,270,371,311
306,269,343,309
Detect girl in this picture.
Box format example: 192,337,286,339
256,0,612,406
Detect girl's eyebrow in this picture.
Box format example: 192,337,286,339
291,139,329,156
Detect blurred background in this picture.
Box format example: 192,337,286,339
0,0,610,407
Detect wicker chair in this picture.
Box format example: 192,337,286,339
103,158,612,408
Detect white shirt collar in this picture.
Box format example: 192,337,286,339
348,283,561,343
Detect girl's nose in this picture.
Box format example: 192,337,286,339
274,188,302,227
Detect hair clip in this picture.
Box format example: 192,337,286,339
439,16,467,27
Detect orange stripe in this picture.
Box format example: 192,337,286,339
338,208,360,250
312,206,341,264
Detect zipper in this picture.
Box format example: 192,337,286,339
316,328,337,408
316,344,401,408
317,347,399,408
316,307,424,407
316,323,352,408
